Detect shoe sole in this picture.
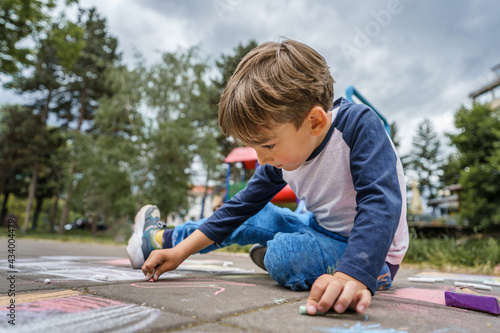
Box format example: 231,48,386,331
249,244,268,271
126,205,155,269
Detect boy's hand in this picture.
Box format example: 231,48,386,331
306,272,371,314
141,229,214,282
141,248,187,281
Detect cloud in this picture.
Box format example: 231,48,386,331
2,0,499,157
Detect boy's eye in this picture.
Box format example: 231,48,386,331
263,144,275,150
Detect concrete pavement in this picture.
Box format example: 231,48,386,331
1,239,499,332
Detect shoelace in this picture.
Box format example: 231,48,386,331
156,221,167,229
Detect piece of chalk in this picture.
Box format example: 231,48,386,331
454,282,492,291
483,281,500,287
299,305,325,316
408,277,443,283
145,267,156,281
445,288,500,314
92,274,109,281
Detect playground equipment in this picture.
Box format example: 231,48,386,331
223,147,297,204
345,85,391,138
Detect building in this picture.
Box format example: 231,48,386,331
469,63,500,109
165,185,223,226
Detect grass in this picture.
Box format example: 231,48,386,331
4,228,123,245
215,244,253,253
404,233,500,275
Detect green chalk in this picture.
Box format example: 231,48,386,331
299,305,370,320
299,305,325,316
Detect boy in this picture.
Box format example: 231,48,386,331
127,39,408,315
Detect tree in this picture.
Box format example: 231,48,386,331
133,46,222,217
58,7,121,231
6,16,85,232
447,103,500,230
0,0,79,75
1,0,54,75
440,153,461,187
406,118,442,199
0,105,40,224
69,64,144,236
31,127,67,231
390,121,400,149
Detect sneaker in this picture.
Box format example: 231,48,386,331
249,244,268,271
126,205,166,269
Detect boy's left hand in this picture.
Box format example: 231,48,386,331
306,272,371,314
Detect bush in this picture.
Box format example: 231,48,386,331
404,233,500,273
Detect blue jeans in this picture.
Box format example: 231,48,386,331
163,203,393,291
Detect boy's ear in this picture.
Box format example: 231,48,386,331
307,106,328,136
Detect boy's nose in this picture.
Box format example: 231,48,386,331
256,150,272,166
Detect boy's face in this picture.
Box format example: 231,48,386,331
251,107,330,171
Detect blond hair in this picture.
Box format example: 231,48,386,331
218,39,334,145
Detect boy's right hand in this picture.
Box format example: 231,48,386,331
306,272,371,314
141,229,215,281
141,248,188,281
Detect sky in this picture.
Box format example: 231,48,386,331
2,0,500,156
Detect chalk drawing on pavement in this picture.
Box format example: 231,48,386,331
176,258,255,274
100,258,256,274
0,290,163,332
0,255,259,284
100,258,132,266
415,271,500,284
314,321,409,333
131,278,256,296
0,255,181,282
101,257,255,274
379,288,447,306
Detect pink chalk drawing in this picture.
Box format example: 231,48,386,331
0,293,162,332
101,257,254,274
380,287,447,306
100,258,131,266
17,295,125,313
176,258,254,273
131,278,256,296
0,256,181,282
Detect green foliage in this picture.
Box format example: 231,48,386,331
70,65,144,230
216,244,253,253
57,6,122,230
0,0,80,75
450,104,500,166
440,153,461,186
0,0,55,74
47,19,86,72
139,47,214,215
61,7,120,130
5,13,86,111
0,105,40,198
389,121,400,149
405,118,442,198
4,9,88,232
404,234,500,273
447,103,500,230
